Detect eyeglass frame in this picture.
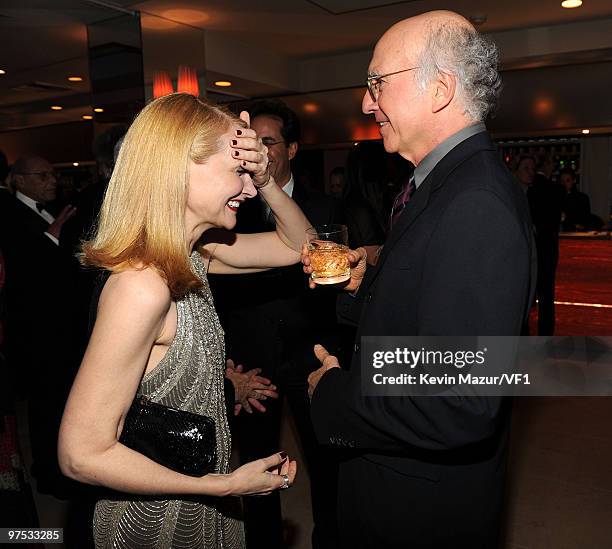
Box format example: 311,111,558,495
366,66,420,102
261,138,286,147
14,171,59,180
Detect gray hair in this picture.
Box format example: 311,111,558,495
415,23,501,122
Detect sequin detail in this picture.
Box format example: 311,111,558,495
93,253,244,548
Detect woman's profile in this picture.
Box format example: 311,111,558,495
58,93,305,548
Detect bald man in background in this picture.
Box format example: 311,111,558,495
306,12,534,548
1,156,82,497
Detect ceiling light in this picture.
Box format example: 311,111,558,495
68,76,83,82
162,9,209,24
214,81,232,87
73,162,79,167
303,103,319,114
94,107,104,113
82,115,93,120
561,0,582,8
582,129,590,134
51,105,63,110
0,69,6,75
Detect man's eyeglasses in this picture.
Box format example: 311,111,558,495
366,66,420,102
261,138,285,148
16,171,59,180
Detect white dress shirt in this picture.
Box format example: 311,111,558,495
262,174,294,222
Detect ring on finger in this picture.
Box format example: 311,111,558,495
280,474,290,490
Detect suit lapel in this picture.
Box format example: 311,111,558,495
14,198,50,234
364,132,497,291
365,176,432,286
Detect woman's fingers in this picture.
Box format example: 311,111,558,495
276,459,297,488
239,111,251,128
260,452,288,472
230,136,260,151
232,148,267,164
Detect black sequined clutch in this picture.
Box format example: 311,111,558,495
119,395,217,477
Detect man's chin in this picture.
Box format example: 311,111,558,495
381,138,398,154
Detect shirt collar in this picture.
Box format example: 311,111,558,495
281,174,294,198
16,190,40,212
413,122,487,189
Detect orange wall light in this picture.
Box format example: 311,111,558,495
177,65,199,97
153,70,174,99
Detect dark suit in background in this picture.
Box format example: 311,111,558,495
312,132,534,549
0,195,83,496
210,180,343,549
527,174,564,335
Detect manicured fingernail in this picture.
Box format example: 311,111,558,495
279,451,287,460
236,129,242,135
231,139,237,145
234,150,239,156
242,161,247,166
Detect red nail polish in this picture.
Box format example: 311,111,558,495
279,451,287,460
231,139,237,145
234,151,239,156
236,130,242,135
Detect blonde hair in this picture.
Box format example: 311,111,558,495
82,93,243,297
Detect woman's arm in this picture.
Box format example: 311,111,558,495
58,269,295,496
204,113,312,274
204,177,311,274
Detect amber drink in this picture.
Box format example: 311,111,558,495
306,224,350,285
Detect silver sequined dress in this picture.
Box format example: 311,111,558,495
93,253,245,549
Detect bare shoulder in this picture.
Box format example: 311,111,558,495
99,267,172,320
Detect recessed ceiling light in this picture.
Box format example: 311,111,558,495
0,69,6,75
162,9,209,24
582,129,590,134
94,107,104,113
561,0,582,8
82,115,93,120
68,76,83,82
51,105,63,110
214,81,232,87
73,162,79,167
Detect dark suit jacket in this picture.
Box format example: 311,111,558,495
312,132,534,548
0,196,83,395
209,181,344,378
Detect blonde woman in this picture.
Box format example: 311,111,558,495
58,93,302,548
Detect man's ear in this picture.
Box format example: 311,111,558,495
288,142,298,161
431,71,456,113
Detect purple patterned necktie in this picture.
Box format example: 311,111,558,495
390,175,416,228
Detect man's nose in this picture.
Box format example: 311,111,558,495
362,89,377,115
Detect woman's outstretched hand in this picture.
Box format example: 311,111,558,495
226,452,297,496
301,244,368,292
229,111,271,188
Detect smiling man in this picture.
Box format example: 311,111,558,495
306,10,535,549
209,100,344,549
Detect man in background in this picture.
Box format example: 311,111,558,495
0,156,81,498
211,100,343,549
